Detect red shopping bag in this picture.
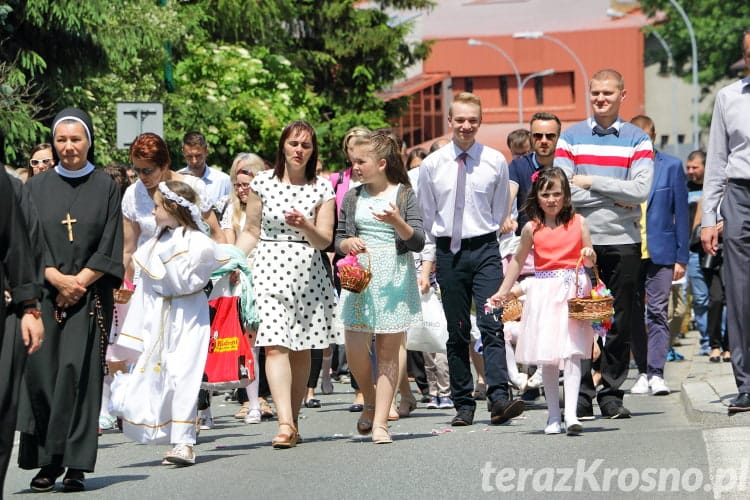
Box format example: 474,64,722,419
202,296,255,391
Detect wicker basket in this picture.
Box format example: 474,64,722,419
113,288,134,304
339,252,372,293
501,296,523,323
567,256,614,321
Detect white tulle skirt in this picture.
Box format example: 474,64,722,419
515,269,595,367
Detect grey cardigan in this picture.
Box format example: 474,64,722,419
335,184,425,255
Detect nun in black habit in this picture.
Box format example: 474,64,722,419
0,168,44,496
18,108,123,492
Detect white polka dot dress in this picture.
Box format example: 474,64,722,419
250,170,340,350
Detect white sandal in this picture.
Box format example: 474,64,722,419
164,444,196,466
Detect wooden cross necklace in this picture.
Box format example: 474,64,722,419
59,172,87,242
61,213,77,242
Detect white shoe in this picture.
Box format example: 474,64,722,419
649,376,670,396
544,420,562,435
244,408,262,424
164,444,195,466
510,373,528,392
630,373,649,394
526,370,543,389
198,415,214,430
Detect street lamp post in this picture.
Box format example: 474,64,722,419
650,31,679,149
520,69,556,119
668,0,700,150
467,38,523,124
513,31,591,120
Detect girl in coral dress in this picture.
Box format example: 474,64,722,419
491,167,596,436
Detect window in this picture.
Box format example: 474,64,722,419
465,77,474,93
569,72,576,100
499,76,508,106
534,76,544,105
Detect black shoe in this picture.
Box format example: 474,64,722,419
600,400,631,419
30,465,64,493
728,393,750,413
490,399,525,425
304,399,321,408
451,408,475,426
521,387,541,402
61,469,85,492
348,403,364,412
576,402,595,421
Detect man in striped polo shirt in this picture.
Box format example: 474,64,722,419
554,68,654,420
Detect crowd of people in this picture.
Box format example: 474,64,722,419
2,33,750,494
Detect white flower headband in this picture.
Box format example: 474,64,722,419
158,182,204,230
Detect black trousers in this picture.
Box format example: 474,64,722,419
436,234,508,411
579,243,640,406
307,349,323,389
704,264,728,352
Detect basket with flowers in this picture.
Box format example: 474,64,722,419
336,252,371,293
567,256,614,322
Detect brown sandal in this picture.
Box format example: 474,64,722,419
271,422,298,449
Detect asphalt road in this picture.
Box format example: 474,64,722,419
5,352,749,500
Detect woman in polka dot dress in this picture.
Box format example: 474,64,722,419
236,121,338,449
335,131,425,444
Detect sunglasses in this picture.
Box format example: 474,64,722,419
234,182,252,190
30,158,54,167
134,167,156,176
532,132,558,141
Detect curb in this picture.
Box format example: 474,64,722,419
680,381,750,427
679,330,750,428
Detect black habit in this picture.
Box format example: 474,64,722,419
0,169,41,493
17,168,123,473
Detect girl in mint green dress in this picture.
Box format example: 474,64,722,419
335,132,425,444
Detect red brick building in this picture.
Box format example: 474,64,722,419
381,0,649,159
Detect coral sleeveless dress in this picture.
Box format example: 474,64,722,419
515,214,595,367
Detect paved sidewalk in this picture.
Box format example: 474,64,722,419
677,330,750,427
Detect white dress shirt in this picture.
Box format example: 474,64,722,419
417,141,509,246
179,164,232,208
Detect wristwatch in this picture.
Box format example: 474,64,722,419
23,302,42,319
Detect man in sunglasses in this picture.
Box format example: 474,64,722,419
503,112,561,236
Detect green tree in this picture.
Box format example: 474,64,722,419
0,0,202,164
165,43,322,168
640,0,750,87
1,0,432,170
0,57,48,164
198,0,433,167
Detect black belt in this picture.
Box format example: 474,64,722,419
260,239,309,244
728,178,750,188
436,232,497,251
